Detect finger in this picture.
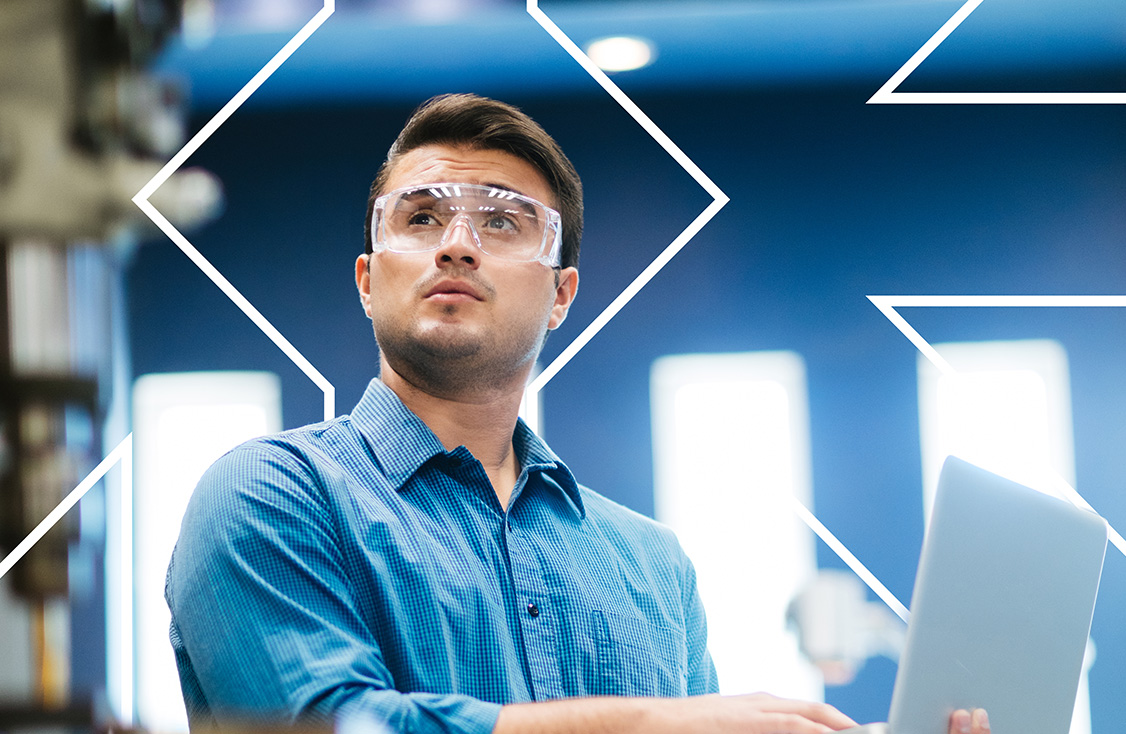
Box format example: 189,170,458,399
948,709,971,734
971,708,990,734
797,702,858,730
756,711,837,734
740,694,859,730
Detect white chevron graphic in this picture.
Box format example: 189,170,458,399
133,2,337,420
869,293,1125,558
869,0,1126,104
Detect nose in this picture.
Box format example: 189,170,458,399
435,214,481,269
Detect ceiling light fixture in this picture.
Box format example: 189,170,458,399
584,35,656,73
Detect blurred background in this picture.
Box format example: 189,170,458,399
1,0,1124,731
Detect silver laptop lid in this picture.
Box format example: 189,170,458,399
887,456,1108,734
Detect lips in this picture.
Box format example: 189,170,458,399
424,279,484,301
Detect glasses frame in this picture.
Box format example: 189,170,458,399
370,182,563,268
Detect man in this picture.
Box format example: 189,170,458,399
167,94,988,734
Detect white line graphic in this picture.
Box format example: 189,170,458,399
869,294,1126,558
524,1,910,625
0,433,133,581
526,1,729,394
118,431,134,725
791,496,911,623
868,0,1126,105
133,2,337,421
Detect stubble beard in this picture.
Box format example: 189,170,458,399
373,302,549,400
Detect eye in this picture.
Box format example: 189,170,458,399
482,213,521,233
406,211,442,227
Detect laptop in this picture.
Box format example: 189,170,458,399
843,455,1108,734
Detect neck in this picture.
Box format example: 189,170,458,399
379,357,528,509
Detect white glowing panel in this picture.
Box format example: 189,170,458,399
917,340,1075,520
917,339,1090,734
130,372,281,733
584,35,656,72
651,352,821,700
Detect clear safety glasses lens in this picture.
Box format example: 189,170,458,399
372,183,563,267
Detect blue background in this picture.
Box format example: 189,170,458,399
130,5,1126,724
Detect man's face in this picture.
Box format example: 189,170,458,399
356,144,579,395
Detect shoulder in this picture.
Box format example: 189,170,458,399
567,483,704,631
213,412,374,476
171,416,372,590
577,484,678,538
186,414,374,522
575,484,690,566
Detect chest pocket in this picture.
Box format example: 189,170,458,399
592,609,688,697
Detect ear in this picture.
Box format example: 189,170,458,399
547,267,579,330
356,254,373,318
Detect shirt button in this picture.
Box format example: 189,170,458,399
526,602,540,618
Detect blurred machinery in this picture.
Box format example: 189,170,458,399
788,569,907,686
0,0,220,715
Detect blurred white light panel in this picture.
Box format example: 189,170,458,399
917,339,1075,520
917,339,1090,734
651,351,821,700
125,372,281,733
584,35,656,72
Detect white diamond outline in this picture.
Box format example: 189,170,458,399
869,293,1126,559
133,2,337,421
524,1,729,395
868,0,1126,105
0,6,340,581
527,3,912,622
0,5,337,713
6,0,934,682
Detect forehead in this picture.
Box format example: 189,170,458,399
384,145,555,208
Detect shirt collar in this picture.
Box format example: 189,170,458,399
512,413,585,520
350,378,585,520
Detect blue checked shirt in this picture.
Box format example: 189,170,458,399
167,378,718,733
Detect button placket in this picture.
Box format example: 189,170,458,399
505,515,563,700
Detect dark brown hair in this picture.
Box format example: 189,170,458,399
365,94,583,270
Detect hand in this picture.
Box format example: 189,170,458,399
654,692,860,733
948,708,989,734
496,692,860,733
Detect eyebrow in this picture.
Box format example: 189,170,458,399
481,184,543,218
481,182,523,196
394,189,440,209
398,183,542,220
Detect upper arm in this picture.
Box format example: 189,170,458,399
166,443,500,733
678,547,719,695
167,444,377,718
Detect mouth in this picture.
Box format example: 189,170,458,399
424,279,484,302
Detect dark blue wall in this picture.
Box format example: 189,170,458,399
128,85,1126,726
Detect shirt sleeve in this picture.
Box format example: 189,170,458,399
679,549,720,695
165,442,502,734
